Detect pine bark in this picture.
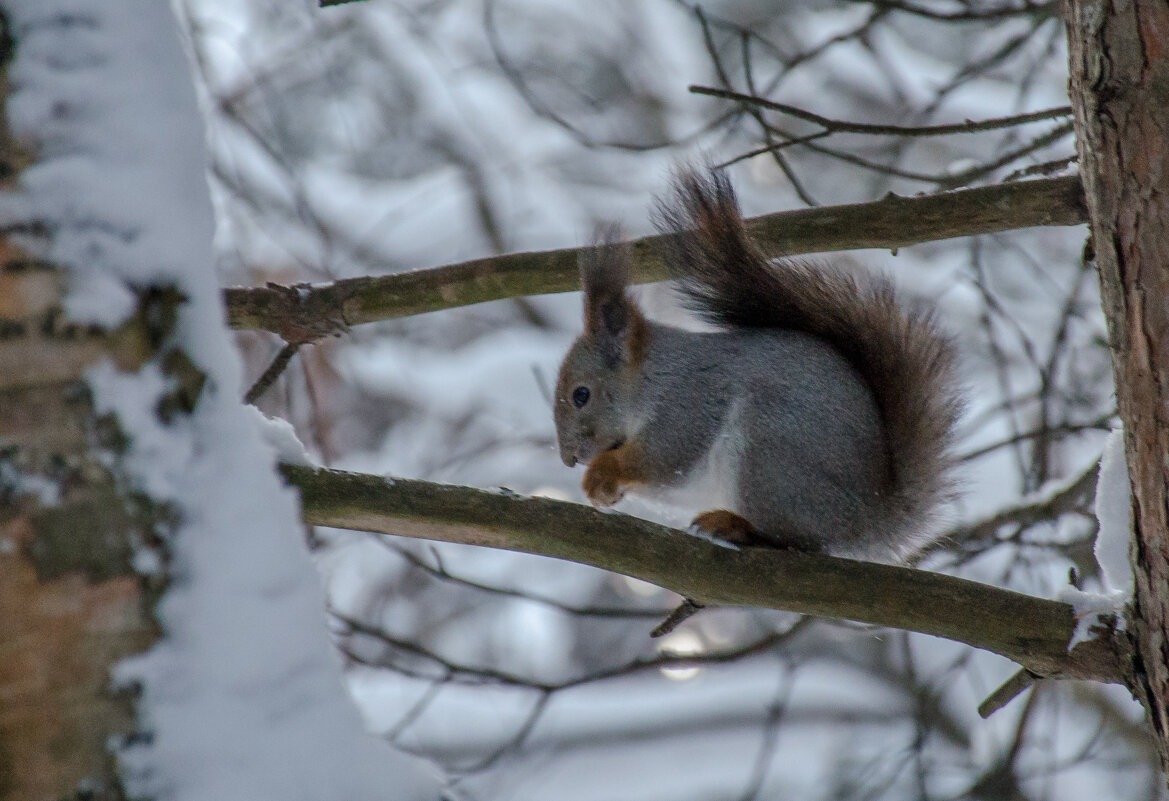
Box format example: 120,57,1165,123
1064,0,1169,777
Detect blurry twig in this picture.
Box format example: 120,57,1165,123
959,414,1114,462
737,670,794,801
374,538,676,620
933,460,1099,562
691,86,1072,137
337,611,798,690
694,7,818,205
845,0,1058,21
243,342,300,405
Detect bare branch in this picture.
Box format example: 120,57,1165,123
282,463,1126,684
225,176,1087,339
690,86,1072,137
844,0,1058,21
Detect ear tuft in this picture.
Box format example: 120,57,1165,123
580,229,634,340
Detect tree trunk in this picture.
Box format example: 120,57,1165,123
0,15,170,800
1064,0,1169,778
0,3,440,798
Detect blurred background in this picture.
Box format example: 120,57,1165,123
174,0,1155,798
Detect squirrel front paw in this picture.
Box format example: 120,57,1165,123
583,452,626,507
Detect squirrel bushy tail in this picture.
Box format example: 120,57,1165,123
655,168,962,557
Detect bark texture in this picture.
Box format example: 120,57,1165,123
1065,0,1169,776
224,176,1086,339
0,246,169,801
283,464,1126,684
0,18,176,796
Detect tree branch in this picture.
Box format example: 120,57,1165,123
226,176,1086,340
281,463,1125,684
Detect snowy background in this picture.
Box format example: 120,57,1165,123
168,0,1156,798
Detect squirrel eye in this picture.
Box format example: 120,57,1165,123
572,386,590,408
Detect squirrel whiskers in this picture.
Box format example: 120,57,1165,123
554,168,962,561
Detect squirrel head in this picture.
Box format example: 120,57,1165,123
554,238,648,468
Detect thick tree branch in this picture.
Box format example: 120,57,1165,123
226,176,1086,340
282,463,1125,684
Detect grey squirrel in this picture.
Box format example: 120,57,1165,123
554,168,962,561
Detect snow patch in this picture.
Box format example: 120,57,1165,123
1057,428,1134,650
684,524,743,552
245,405,315,467
1057,586,1128,649
64,269,138,328
3,2,442,798
1094,427,1134,595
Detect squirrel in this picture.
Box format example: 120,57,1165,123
554,168,962,561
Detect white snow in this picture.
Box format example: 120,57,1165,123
1,1,439,798
1057,428,1134,649
63,268,138,328
1094,427,1134,595
684,524,743,551
1058,583,1128,649
245,404,315,466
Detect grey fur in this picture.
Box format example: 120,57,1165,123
634,324,886,554
555,168,962,561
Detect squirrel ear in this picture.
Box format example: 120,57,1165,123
580,232,634,342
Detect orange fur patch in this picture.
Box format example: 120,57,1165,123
583,440,647,506
691,509,761,546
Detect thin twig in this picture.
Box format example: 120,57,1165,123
938,120,1074,189
845,0,1057,22
694,7,818,206
1004,155,1077,181
243,342,300,405
959,414,1114,462
691,86,1072,137
651,598,706,637
715,131,832,169
338,609,796,691
737,670,794,801
979,668,1038,718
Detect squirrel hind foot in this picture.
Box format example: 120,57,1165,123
691,509,824,552
690,510,766,547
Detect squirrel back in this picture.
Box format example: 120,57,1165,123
654,169,962,558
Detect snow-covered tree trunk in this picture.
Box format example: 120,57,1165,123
0,2,440,798
1064,0,1169,779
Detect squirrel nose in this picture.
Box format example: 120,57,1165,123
558,440,577,467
